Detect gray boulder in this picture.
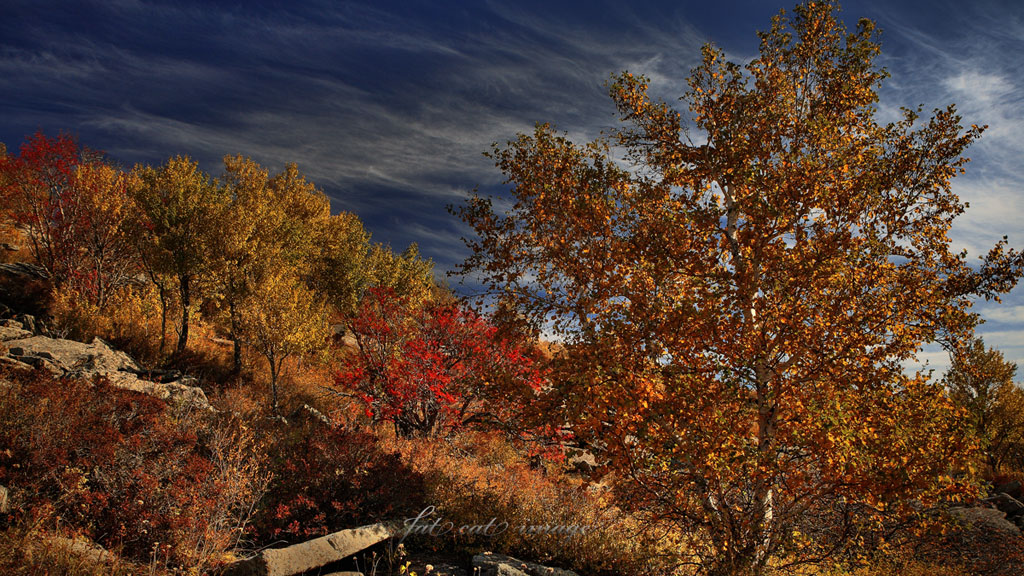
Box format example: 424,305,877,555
2,334,212,411
985,492,1024,520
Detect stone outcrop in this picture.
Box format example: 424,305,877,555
0,320,211,411
473,553,579,576
949,506,1021,535
220,522,398,576
0,262,49,280
984,492,1024,531
0,484,9,514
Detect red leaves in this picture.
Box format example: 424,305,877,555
1,131,137,306
336,288,546,437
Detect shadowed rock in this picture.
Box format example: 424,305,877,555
473,553,578,576
950,506,1021,535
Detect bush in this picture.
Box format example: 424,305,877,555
0,368,268,573
49,283,169,366
251,418,426,545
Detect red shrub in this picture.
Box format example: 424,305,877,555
0,368,266,571
336,288,547,437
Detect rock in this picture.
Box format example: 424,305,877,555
473,553,578,576
0,262,49,280
424,563,467,576
48,535,113,565
985,492,1024,519
221,522,398,576
13,314,36,335
294,403,332,426
0,319,22,329
0,484,9,514
949,506,1021,535
566,448,597,475
0,325,31,342
1,334,212,411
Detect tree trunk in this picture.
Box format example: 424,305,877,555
177,274,191,354
157,284,169,353
269,354,280,414
230,297,243,374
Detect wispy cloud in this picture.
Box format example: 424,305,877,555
3,0,1023,370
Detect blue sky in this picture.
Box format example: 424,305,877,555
2,0,1022,371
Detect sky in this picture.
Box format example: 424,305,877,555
2,0,1023,371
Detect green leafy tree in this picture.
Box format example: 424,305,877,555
131,156,227,354
454,3,1019,574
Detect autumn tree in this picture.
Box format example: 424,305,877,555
215,156,333,408
335,287,545,437
454,3,1020,574
1,132,98,281
0,132,139,307
217,155,332,373
305,211,372,320
237,268,328,414
70,163,139,307
131,156,227,354
946,338,1024,473
217,154,273,372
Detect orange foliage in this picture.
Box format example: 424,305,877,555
453,3,1017,574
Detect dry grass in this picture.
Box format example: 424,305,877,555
0,522,148,576
380,429,680,576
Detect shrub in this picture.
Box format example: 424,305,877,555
336,288,546,438
49,283,169,366
0,368,268,573
251,418,426,545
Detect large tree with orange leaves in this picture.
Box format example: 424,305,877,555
455,3,1023,574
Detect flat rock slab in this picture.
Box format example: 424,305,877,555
473,553,578,576
0,325,32,342
222,522,397,576
2,335,212,410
